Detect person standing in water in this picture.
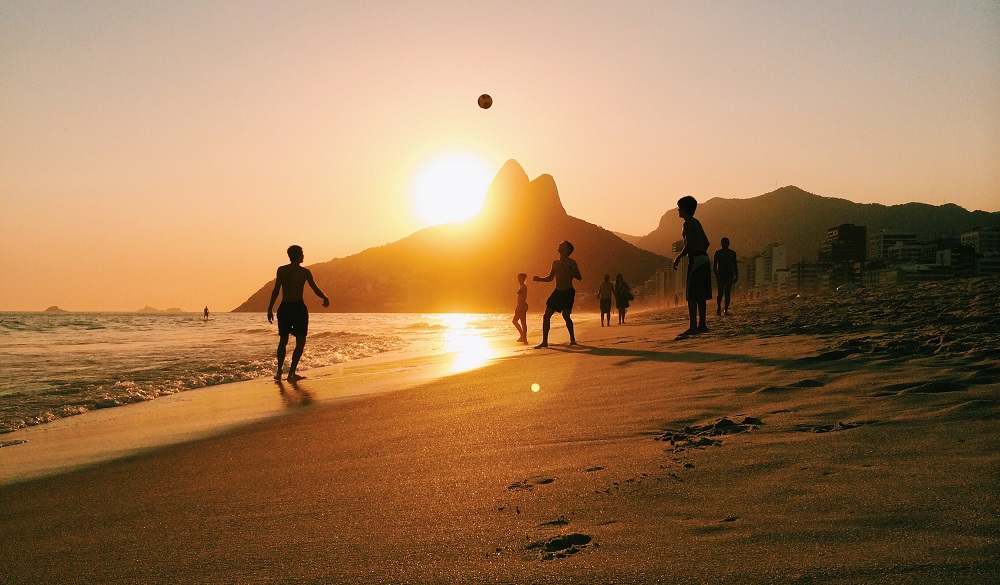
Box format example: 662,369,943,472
512,273,529,343
598,274,614,327
267,245,329,381
203,306,209,321
533,240,582,348
672,196,712,337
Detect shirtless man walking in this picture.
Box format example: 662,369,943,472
533,240,582,348
267,245,329,381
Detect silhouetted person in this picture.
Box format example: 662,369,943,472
598,274,614,327
267,245,329,381
614,273,632,324
203,306,209,321
533,240,582,348
674,293,679,307
672,196,712,336
513,273,528,343
713,237,738,316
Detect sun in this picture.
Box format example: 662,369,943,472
410,152,495,226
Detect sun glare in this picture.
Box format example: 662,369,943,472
410,152,495,227
439,313,497,373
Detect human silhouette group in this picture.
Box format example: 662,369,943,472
513,196,737,345
265,200,737,378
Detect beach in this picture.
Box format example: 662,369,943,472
1,278,998,583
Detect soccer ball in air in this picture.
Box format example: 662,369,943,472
478,94,492,109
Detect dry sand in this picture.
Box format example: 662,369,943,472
1,277,998,583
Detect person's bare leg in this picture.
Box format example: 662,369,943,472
517,315,527,342
288,335,306,380
275,334,289,380
564,312,577,345
680,300,697,335
535,308,554,348
697,300,708,331
513,315,526,341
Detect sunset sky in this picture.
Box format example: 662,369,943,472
2,1,998,312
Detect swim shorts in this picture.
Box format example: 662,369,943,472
686,254,713,301
277,301,309,336
545,288,576,313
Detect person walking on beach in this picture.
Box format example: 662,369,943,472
513,273,529,343
203,306,209,321
533,240,582,348
598,274,614,327
713,237,738,316
614,274,632,324
672,196,712,337
267,245,329,381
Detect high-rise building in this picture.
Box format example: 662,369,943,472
960,227,1000,254
819,224,867,264
961,227,1000,275
820,224,867,286
868,229,917,263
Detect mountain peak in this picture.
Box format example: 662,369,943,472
480,159,566,223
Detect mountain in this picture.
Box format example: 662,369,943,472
631,186,1000,262
233,160,671,313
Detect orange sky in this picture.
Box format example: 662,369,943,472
2,1,998,311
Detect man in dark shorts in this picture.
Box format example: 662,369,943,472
672,196,712,337
533,240,582,348
267,245,329,381
713,237,738,316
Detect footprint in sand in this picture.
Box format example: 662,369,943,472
871,381,922,396
790,379,825,388
756,380,824,394
896,380,968,395
966,366,1000,385
538,517,570,529
798,349,855,362
526,533,593,561
655,416,763,450
507,476,555,491
794,420,878,433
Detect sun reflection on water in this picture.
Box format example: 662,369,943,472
439,313,497,373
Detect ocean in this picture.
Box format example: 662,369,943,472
0,311,516,434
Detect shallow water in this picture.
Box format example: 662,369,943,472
0,312,514,433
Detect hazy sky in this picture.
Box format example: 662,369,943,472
2,1,998,311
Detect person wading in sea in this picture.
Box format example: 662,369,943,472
267,245,329,381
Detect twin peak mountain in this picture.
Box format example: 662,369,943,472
234,160,668,313
234,160,998,313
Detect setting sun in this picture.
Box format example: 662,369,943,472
410,152,495,227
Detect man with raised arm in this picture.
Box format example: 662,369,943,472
267,245,329,381
533,240,582,348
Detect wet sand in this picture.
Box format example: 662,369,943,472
1,277,998,583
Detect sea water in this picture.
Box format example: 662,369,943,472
0,312,514,434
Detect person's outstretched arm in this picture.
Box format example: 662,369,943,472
267,269,283,323
305,269,330,307
534,262,557,283
673,241,689,269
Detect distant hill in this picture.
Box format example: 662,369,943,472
630,186,1000,262
44,306,68,312
234,160,671,313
